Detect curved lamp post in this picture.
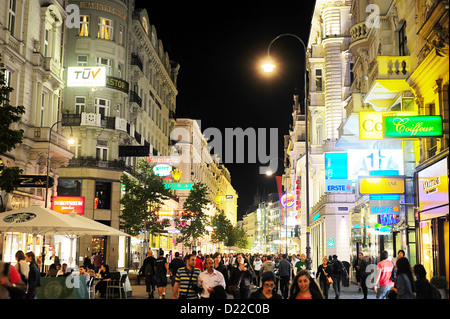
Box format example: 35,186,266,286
262,33,311,271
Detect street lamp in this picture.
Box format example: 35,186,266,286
45,121,75,208
262,33,312,270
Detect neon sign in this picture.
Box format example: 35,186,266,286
281,193,295,208
384,116,443,138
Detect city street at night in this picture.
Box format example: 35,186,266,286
0,0,448,311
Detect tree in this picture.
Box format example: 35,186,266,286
175,182,210,247
119,159,173,236
210,210,234,245
235,227,249,250
0,53,25,193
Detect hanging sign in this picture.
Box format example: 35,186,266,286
384,116,443,138
281,193,295,208
359,176,405,194
67,67,106,87
51,197,85,215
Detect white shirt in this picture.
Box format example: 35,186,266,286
197,269,226,298
253,260,262,271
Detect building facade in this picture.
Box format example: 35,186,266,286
305,0,354,271
0,0,72,263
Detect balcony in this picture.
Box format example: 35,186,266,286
365,56,412,109
130,53,143,73
62,113,129,131
129,90,142,107
349,21,369,55
68,158,132,173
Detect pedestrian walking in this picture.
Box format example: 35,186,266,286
289,270,323,299
142,250,156,299
25,252,40,299
169,252,185,286
260,255,275,275
228,253,256,299
93,251,103,274
356,252,370,299
197,257,226,299
278,254,291,299
155,249,169,299
294,254,307,273
213,252,229,286
317,257,331,299
249,271,282,299
253,256,262,287
389,257,415,299
374,250,395,299
329,255,348,299
173,254,202,299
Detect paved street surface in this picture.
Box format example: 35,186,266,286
119,276,376,300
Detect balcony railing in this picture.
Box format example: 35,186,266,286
129,90,142,107
349,21,369,43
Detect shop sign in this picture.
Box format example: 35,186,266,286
326,179,353,193
51,197,85,215
106,76,129,93
418,158,449,212
153,164,172,177
67,67,106,87
147,156,181,166
359,177,405,195
80,2,126,20
325,153,348,179
281,193,295,208
327,237,336,247
163,183,193,190
384,116,443,138
379,214,399,226
370,205,400,214
359,111,416,140
295,178,301,210
347,149,404,180
17,175,54,188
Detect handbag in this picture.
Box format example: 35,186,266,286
323,267,333,285
227,271,245,295
390,262,397,282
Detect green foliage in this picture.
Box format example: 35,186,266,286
210,210,234,244
175,182,211,246
119,159,173,236
0,53,24,192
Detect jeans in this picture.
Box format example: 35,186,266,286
332,275,342,298
280,276,290,299
319,279,329,299
234,287,250,299
376,285,394,299
360,274,369,299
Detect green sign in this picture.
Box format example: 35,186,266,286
163,182,193,190
384,116,443,138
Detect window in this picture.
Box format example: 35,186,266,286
399,22,408,56
119,25,124,46
77,55,88,66
75,97,86,114
44,28,50,57
94,98,110,118
117,64,122,78
315,69,323,92
96,146,108,161
8,0,16,36
96,57,112,76
79,15,89,37
69,139,82,159
98,17,113,41
94,181,111,210
2,69,12,103
40,93,46,127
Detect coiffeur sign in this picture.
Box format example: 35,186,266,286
383,116,443,138
359,111,416,140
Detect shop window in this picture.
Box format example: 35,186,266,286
79,15,89,37
94,181,111,210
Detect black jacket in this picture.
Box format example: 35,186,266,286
229,264,256,288
249,288,282,299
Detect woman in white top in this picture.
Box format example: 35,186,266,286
253,257,263,288
15,250,29,282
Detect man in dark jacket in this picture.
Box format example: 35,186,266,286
330,255,348,299
278,254,291,299
142,250,156,299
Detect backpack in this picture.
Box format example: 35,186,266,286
144,261,155,276
330,260,343,275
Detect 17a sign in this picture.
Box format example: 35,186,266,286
384,116,443,138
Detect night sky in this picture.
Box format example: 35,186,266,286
135,0,315,220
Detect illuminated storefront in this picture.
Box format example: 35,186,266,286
415,155,449,283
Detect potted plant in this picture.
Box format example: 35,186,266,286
430,276,448,299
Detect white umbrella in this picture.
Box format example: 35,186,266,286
65,213,130,237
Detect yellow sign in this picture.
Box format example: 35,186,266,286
359,177,405,194
359,111,417,140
